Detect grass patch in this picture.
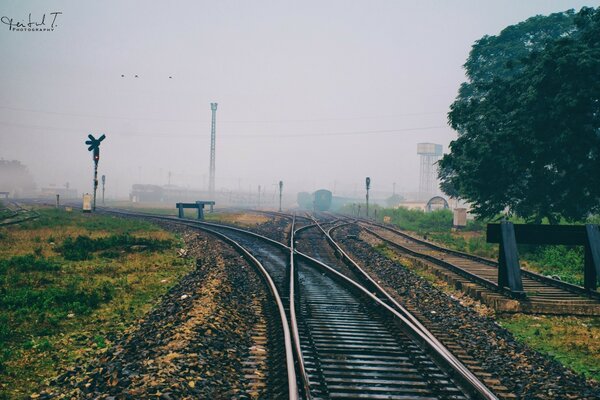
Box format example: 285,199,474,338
58,234,173,261
348,204,598,286
204,212,270,227
0,206,194,398
427,231,498,259
499,314,600,381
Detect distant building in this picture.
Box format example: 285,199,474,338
40,186,78,199
130,184,207,203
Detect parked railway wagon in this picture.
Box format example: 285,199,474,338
313,189,332,211
297,189,334,211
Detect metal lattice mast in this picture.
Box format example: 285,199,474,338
209,103,218,198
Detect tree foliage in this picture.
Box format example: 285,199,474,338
440,7,600,223
0,159,36,195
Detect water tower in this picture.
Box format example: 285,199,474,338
417,143,442,201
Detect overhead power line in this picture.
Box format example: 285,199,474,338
0,105,445,124
0,120,448,138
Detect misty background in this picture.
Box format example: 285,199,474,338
1,0,598,203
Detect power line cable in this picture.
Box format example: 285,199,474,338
0,105,445,124
0,120,448,138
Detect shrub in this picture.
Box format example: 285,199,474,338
58,234,173,261
0,255,59,274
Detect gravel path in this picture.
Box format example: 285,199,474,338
39,222,283,399
334,224,600,399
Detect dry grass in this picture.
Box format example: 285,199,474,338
499,314,600,381
205,212,269,227
0,207,194,399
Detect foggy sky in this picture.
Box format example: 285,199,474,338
1,0,598,200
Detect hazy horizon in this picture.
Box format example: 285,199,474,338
2,0,598,202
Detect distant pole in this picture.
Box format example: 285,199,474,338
365,177,371,218
85,134,106,212
93,151,99,211
258,185,261,208
209,102,218,199
278,180,283,212
56,194,60,208
101,175,106,205
393,182,396,196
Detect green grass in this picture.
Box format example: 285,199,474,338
520,245,585,285
499,314,600,381
350,204,598,285
0,206,194,398
57,233,173,261
18,208,161,232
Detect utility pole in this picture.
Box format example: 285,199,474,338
258,185,261,208
209,102,218,199
101,175,106,205
365,177,371,218
85,134,106,212
278,180,283,212
393,182,396,195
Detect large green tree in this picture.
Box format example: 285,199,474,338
440,7,600,223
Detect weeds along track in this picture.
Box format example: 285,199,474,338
104,208,497,399
354,219,600,315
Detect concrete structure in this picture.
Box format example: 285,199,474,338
453,208,467,227
176,201,216,220
417,143,443,201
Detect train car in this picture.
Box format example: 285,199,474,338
313,189,332,211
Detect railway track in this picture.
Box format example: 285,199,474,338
101,209,297,398
0,200,40,226
105,208,497,399
352,219,600,315
297,217,516,399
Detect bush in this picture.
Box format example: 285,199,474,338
373,207,453,233
521,245,584,285
0,255,59,274
58,234,173,261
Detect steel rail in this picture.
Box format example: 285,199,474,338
108,207,495,398
332,216,515,297
359,218,600,300
288,215,313,399
0,201,41,226
363,225,509,296
294,249,498,400
99,209,300,399
301,215,498,399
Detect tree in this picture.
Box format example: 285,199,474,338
440,7,600,223
0,159,36,196
385,194,404,208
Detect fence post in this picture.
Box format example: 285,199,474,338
584,224,600,291
498,221,524,293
